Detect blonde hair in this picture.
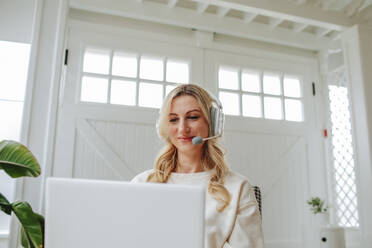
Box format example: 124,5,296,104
147,84,231,212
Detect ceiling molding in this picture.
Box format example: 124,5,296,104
293,23,308,32
196,2,209,14
243,13,258,23
344,0,366,17
70,0,335,51
168,0,178,8
192,0,361,30
269,18,284,28
216,6,230,18
359,4,372,20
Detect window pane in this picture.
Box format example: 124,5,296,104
264,97,283,120
83,48,110,74
112,53,137,78
284,76,301,98
219,67,239,90
80,76,108,103
110,80,136,106
219,91,240,116
285,99,303,122
166,85,177,96
0,41,30,101
329,85,359,227
166,60,189,84
242,95,262,118
242,70,260,93
0,100,24,140
139,82,163,108
140,57,164,81
263,73,281,95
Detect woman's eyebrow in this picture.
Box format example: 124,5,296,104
186,109,201,114
169,109,201,116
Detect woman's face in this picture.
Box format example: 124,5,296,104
167,95,209,154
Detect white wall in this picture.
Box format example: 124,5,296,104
342,25,372,248
0,0,35,43
0,1,35,247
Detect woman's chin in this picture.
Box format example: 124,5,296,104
175,143,202,154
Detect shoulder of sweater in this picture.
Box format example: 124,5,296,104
131,169,154,183
225,169,253,189
225,170,258,205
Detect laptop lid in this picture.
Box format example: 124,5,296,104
45,177,205,248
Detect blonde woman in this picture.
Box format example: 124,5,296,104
132,84,264,248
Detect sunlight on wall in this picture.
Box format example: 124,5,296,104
0,40,30,232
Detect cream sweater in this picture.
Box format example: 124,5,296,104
131,169,264,248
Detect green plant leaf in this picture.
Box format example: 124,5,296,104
20,213,44,248
11,201,43,248
0,192,12,215
21,226,32,248
0,140,41,178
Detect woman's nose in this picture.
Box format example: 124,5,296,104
179,119,190,133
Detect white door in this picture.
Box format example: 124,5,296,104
53,24,203,180
205,50,326,248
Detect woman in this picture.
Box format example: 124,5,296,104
132,84,264,248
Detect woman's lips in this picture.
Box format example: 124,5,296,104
178,136,194,142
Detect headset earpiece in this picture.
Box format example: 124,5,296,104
209,95,224,137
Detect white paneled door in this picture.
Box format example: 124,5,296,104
204,50,325,248
53,23,325,248
53,25,203,180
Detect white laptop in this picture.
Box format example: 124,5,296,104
45,177,205,248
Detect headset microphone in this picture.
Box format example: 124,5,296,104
192,135,222,145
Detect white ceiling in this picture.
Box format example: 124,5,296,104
70,0,372,51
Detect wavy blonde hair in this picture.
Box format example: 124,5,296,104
147,84,231,212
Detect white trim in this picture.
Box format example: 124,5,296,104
8,0,44,246
8,0,70,247
38,0,69,214
69,0,335,51
68,10,319,64
0,231,9,239
341,25,372,248
191,0,357,30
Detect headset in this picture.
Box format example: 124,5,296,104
201,91,224,144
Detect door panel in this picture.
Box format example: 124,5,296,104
53,26,202,179
205,49,323,248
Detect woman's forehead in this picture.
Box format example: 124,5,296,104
170,95,201,113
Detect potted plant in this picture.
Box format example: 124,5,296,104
0,140,44,248
307,197,329,214
307,196,329,228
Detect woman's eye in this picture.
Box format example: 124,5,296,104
188,116,200,120
169,118,178,123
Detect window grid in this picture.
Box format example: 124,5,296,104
328,83,359,228
80,47,189,108
218,66,304,122
107,49,114,104
238,68,242,116
135,54,141,106
280,74,286,120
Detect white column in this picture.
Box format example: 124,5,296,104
8,0,69,247
341,25,372,248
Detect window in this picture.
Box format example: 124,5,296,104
218,66,304,122
328,84,359,227
80,48,190,108
0,40,30,233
